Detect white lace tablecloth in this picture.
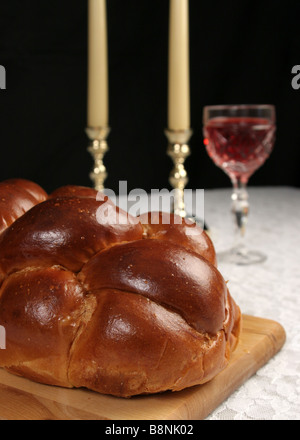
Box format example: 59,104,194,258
202,186,300,420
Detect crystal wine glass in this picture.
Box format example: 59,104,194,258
203,104,276,265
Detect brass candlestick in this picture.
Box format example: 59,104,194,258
165,128,193,218
86,126,110,191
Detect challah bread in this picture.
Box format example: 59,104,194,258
0,178,47,233
0,180,241,397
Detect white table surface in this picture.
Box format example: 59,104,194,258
119,186,300,420
202,186,300,420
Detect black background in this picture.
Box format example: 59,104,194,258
0,0,299,194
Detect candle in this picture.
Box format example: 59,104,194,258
87,0,108,128
168,0,190,131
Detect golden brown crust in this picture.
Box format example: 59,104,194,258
0,196,143,279
0,178,48,234
0,180,241,397
68,289,229,397
0,267,86,386
78,239,226,334
49,184,99,199
139,211,217,267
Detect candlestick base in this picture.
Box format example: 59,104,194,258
86,126,110,192
165,128,192,218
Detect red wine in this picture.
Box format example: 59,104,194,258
204,117,275,183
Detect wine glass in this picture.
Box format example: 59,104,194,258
203,104,276,265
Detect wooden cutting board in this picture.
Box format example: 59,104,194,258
0,314,286,420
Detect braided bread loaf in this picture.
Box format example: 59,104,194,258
0,179,241,397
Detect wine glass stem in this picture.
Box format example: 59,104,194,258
231,178,249,248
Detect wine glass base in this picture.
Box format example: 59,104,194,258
217,245,267,266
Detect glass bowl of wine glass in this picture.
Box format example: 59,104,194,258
203,104,276,265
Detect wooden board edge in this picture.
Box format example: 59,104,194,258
0,315,287,420
164,315,286,420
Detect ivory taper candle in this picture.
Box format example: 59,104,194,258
168,0,190,131
87,0,108,128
